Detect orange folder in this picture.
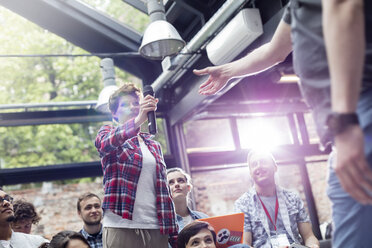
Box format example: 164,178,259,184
198,213,245,248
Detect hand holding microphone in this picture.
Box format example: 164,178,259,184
134,85,158,134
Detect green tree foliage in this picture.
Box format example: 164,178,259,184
80,0,149,33
0,2,164,170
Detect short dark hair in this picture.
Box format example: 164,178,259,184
77,193,101,212
177,221,216,248
108,83,141,114
13,200,41,224
48,230,91,248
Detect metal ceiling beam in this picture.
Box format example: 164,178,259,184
0,109,111,127
0,0,162,84
122,0,147,13
188,144,329,168
0,155,177,186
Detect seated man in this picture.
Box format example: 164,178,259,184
11,200,41,234
0,187,48,248
234,150,319,248
77,193,103,248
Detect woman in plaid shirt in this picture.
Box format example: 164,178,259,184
95,83,177,248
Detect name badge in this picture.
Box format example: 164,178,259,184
271,234,290,248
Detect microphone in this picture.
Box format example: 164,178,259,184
143,85,157,134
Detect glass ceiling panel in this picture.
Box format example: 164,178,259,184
183,119,235,153
0,119,168,169
304,112,320,144
79,0,150,33
0,5,141,105
237,116,293,150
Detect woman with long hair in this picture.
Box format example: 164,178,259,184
167,168,208,232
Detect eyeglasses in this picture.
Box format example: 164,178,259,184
0,195,14,205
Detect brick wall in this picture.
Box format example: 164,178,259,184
5,159,331,240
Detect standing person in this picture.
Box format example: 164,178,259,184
77,193,103,248
12,200,41,234
95,83,178,248
194,1,372,247
234,150,319,248
167,168,208,232
0,188,48,248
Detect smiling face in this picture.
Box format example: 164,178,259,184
78,196,103,226
186,228,216,248
167,171,191,201
0,190,15,224
112,94,140,124
248,152,277,188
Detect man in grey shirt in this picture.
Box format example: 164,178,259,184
234,150,319,248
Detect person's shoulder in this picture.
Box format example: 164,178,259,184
279,187,303,205
11,232,48,246
96,124,114,134
99,124,114,130
235,190,255,207
192,210,209,219
280,187,300,198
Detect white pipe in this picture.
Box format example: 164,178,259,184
152,0,249,92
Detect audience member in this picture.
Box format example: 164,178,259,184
77,193,103,248
177,221,216,248
95,83,177,248
11,200,41,234
0,188,48,248
167,168,208,231
194,1,372,246
234,150,319,248
40,230,90,248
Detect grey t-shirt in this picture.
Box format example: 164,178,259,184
282,0,372,146
260,196,294,244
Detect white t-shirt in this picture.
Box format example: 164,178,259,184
182,215,193,227
0,231,48,248
103,137,159,229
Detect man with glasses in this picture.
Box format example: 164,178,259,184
234,150,319,248
0,187,48,248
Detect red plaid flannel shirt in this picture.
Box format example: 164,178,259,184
95,118,178,246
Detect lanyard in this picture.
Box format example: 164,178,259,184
258,194,279,231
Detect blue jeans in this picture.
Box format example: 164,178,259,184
327,88,372,248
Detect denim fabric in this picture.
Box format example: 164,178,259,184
327,88,372,248
176,209,209,232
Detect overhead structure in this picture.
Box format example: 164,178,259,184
139,0,185,60
96,58,118,113
0,0,326,240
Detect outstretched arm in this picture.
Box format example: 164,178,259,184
194,20,292,95
322,0,372,204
